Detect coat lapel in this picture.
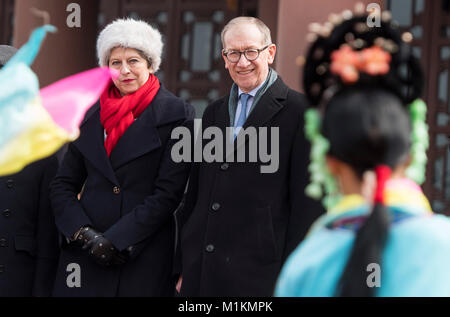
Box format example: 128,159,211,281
242,78,287,129
74,104,119,185
226,77,288,160
108,105,161,170
214,97,232,136
108,87,186,170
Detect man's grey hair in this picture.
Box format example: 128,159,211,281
221,16,272,49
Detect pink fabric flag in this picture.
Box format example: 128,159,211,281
40,67,118,137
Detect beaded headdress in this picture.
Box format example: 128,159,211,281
301,5,428,208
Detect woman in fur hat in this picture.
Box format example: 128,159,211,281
275,10,450,296
50,18,195,296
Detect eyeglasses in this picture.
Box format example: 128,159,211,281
222,45,270,63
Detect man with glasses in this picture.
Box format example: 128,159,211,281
176,17,324,296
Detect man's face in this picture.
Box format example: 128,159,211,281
222,23,276,93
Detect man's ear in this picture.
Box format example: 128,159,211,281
222,51,229,69
267,44,276,65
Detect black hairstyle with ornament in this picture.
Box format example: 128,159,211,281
303,11,423,107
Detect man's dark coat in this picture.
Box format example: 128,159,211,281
177,77,324,296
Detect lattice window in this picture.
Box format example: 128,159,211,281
0,0,15,45
387,0,450,214
99,0,257,118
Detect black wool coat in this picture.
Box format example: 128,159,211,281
177,77,325,296
50,87,194,296
0,156,59,296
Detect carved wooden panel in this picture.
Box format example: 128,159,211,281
0,0,15,45
387,0,450,213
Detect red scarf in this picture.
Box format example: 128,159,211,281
100,74,160,156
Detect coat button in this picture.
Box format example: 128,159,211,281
0,264,5,273
0,238,6,247
2,209,10,217
220,163,229,171
211,203,220,211
6,179,14,189
113,186,120,194
205,244,215,252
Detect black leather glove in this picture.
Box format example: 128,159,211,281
84,235,128,266
77,227,128,266
76,226,100,246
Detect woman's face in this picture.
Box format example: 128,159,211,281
108,47,152,96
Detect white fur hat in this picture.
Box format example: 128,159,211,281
96,18,163,72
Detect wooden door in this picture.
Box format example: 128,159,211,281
0,0,14,45
387,0,450,213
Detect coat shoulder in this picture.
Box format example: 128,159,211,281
80,102,100,126
286,88,308,106
206,95,228,111
272,77,308,110
151,87,196,124
202,95,228,121
285,88,309,118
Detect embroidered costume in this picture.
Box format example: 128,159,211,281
276,178,450,296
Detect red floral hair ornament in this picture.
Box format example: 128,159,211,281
330,45,392,84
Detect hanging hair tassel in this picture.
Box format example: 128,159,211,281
374,165,392,204
304,108,340,209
